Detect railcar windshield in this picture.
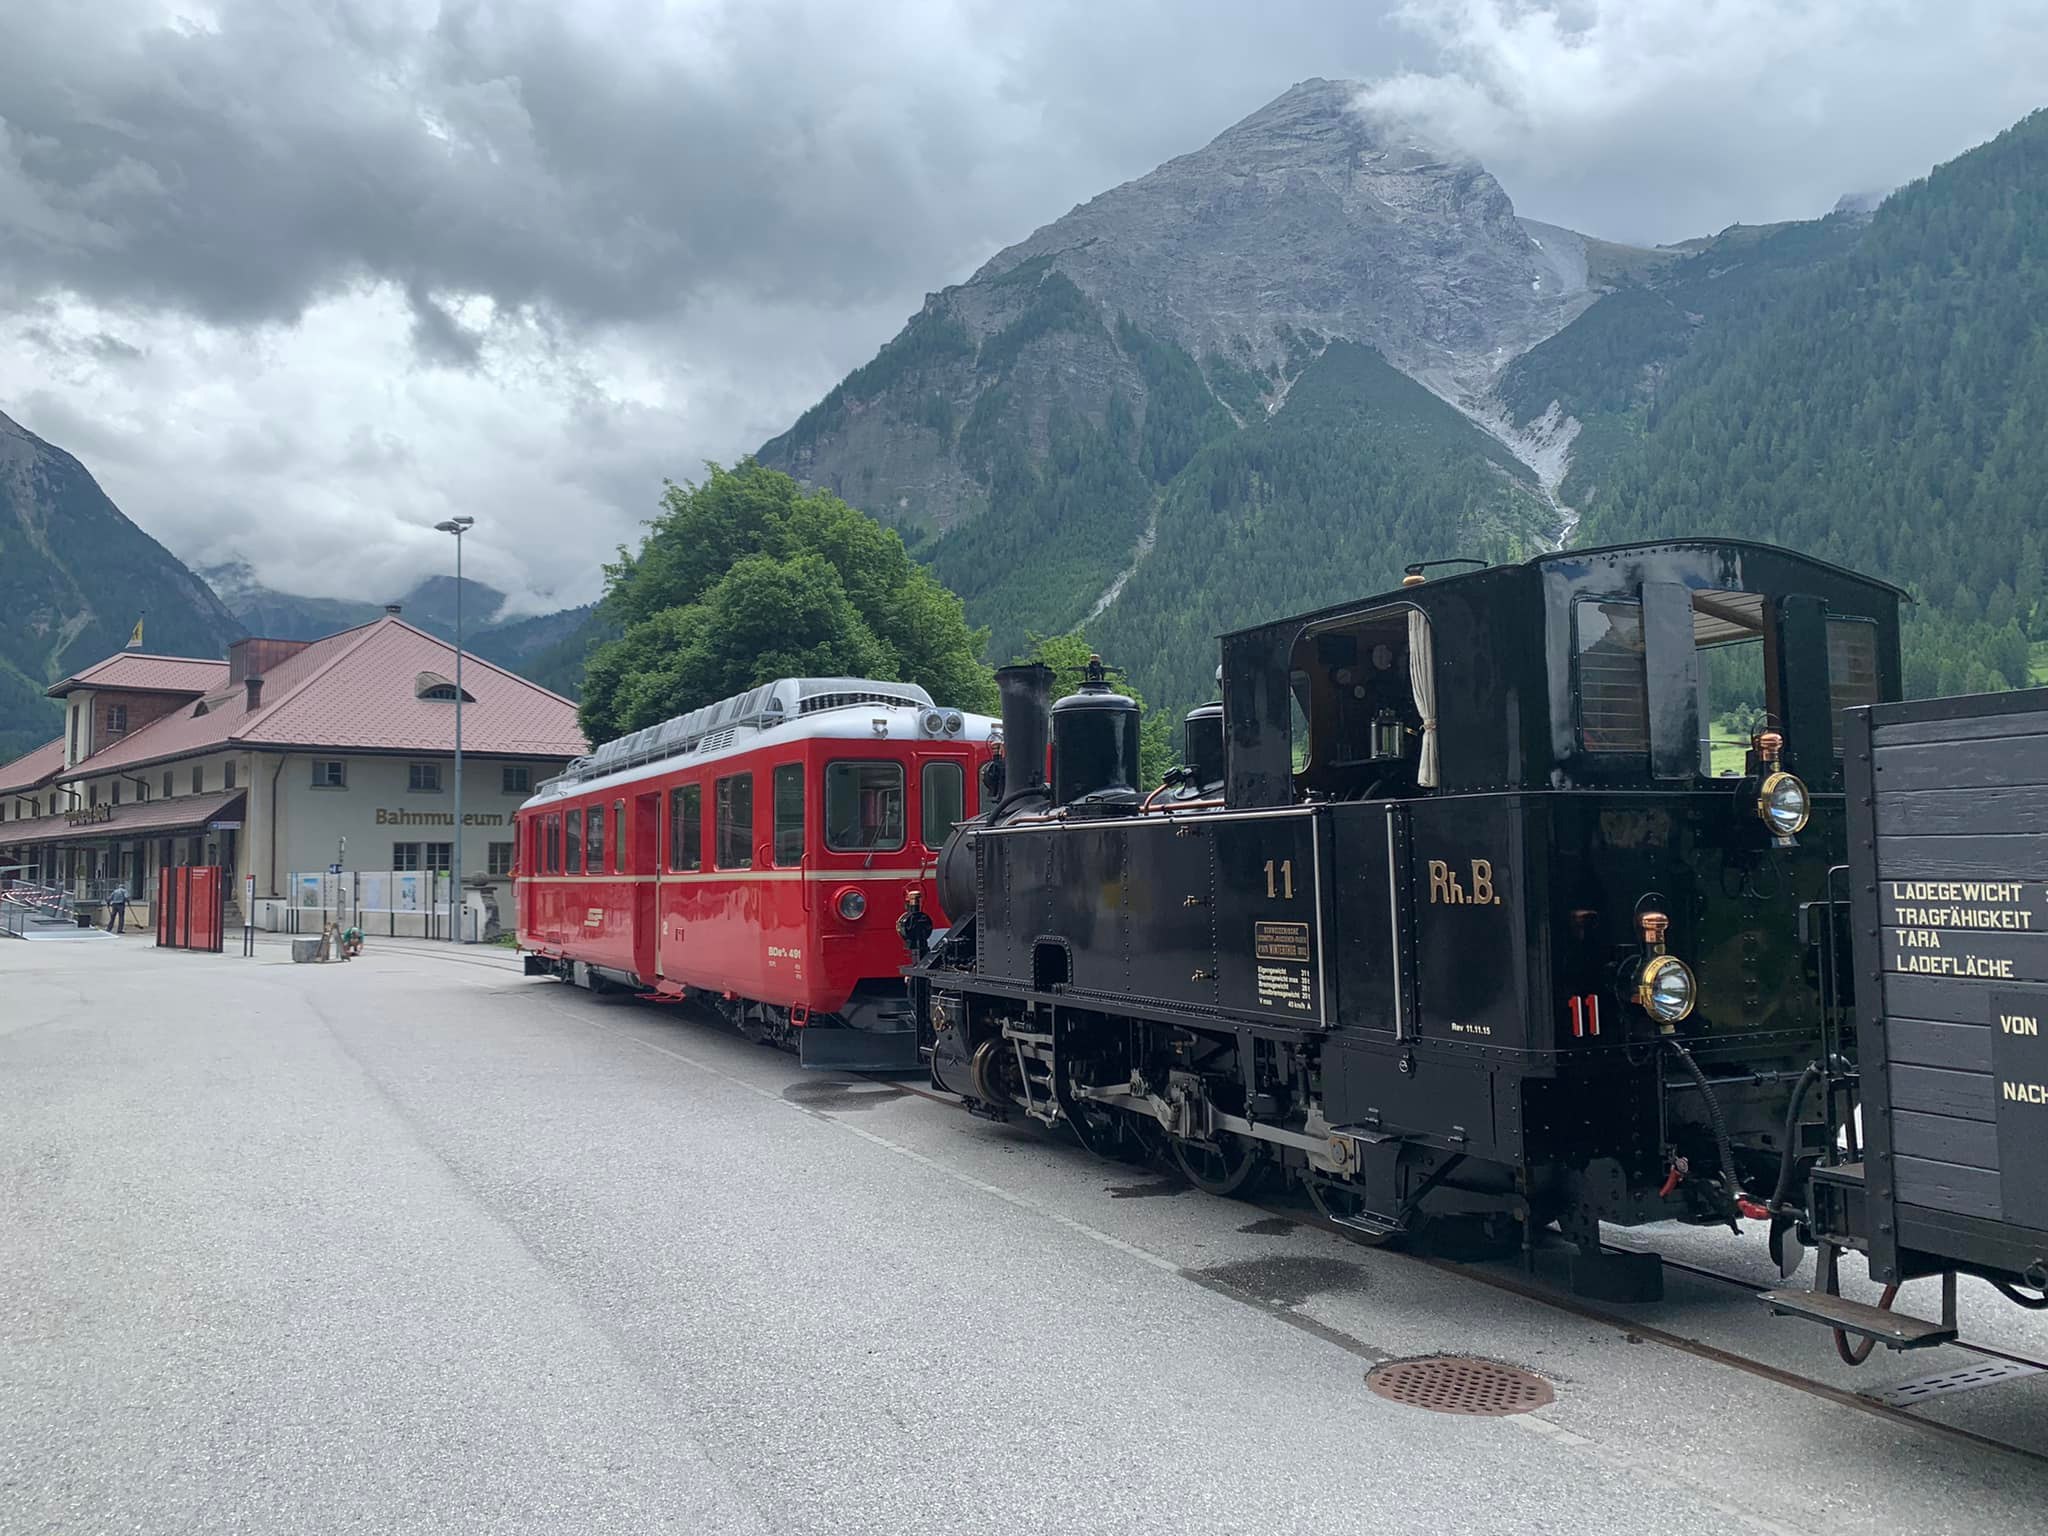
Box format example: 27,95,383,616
825,761,904,851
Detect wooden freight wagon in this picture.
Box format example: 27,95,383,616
1768,686,2048,1347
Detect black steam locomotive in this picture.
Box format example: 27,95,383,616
905,539,1906,1299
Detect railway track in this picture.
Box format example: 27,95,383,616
864,1067,2048,1467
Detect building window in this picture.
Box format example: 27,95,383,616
90,784,99,807
922,761,964,848
423,842,452,873
715,774,753,869
502,765,530,794
224,759,237,790
669,784,701,871
488,841,514,876
393,842,420,871
136,781,148,802
106,704,128,736
613,799,626,874
566,808,584,874
112,780,122,805
163,771,173,798
192,765,204,794
772,764,804,867
586,805,605,873
311,760,345,788
409,762,441,793
825,761,904,851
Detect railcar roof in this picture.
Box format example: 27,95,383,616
1219,536,1909,643
519,699,996,810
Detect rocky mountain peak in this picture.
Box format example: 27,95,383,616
962,78,1580,398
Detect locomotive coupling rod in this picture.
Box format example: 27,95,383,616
1071,1082,1359,1172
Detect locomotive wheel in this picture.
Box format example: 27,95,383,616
1171,1131,1260,1197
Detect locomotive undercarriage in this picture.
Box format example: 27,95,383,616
921,970,1827,1293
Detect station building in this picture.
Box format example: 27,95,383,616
0,609,587,930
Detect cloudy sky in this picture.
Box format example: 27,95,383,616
3,0,2044,614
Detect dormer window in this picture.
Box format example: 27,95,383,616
415,672,474,702
106,704,128,736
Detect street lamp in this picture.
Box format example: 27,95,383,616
434,515,475,941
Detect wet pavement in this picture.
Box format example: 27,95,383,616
3,936,2043,1534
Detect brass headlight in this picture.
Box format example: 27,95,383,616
1757,770,1810,836
1636,954,1696,1023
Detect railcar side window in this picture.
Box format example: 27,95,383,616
715,774,754,869
546,813,561,873
566,808,584,874
669,784,702,871
825,761,905,851
772,765,804,867
586,806,605,873
922,761,964,847
1573,599,1651,755
614,800,626,873
1827,618,1881,751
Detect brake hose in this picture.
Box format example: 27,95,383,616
1665,1035,1741,1232
1769,1061,1823,1215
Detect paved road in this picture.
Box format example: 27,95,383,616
2,937,2041,1534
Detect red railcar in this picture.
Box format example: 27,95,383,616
515,677,996,1069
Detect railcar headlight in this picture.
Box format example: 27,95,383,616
837,888,868,921
1757,770,1810,836
1635,954,1696,1023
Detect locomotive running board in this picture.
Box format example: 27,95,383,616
798,1025,921,1075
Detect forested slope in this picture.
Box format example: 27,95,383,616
1091,342,1555,714
1572,109,2048,697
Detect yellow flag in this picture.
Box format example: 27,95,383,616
127,616,144,648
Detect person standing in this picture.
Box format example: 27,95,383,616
105,881,129,933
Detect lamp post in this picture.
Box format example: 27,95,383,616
434,515,475,940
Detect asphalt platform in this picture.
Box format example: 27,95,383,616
3,934,2043,1534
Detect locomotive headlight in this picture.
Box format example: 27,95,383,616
1757,770,1810,836
836,888,868,921
1635,954,1696,1023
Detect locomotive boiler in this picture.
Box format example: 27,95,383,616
906,539,1903,1298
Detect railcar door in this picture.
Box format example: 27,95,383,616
634,790,661,983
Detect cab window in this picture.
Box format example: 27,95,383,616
1573,598,1650,755
921,761,964,848
825,761,904,851
1827,618,1881,752
772,764,805,866
715,774,754,869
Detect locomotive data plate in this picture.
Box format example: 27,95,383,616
1885,926,2048,982
1991,991,2048,1231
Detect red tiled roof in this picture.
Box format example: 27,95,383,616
47,654,229,698
0,736,65,796
0,790,245,848
70,616,586,776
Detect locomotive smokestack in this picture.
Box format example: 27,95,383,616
995,663,1053,806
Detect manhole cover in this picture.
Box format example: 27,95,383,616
1365,1355,1554,1417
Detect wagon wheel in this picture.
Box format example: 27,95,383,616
1171,1130,1260,1197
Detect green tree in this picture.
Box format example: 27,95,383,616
582,461,996,741
1016,630,1175,790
